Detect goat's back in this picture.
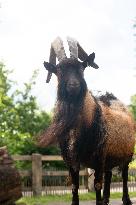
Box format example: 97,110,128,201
99,98,135,159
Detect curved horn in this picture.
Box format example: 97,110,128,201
67,36,78,59
52,37,67,62
67,36,95,65
46,37,67,83
67,37,88,61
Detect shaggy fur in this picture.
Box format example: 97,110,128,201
98,92,117,106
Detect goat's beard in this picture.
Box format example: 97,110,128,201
38,79,87,147
56,79,87,128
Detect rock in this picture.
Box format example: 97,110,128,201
0,146,22,205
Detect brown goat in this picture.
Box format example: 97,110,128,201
39,37,135,205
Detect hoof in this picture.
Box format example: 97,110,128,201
71,203,79,205
122,197,133,205
71,200,79,205
103,199,111,205
96,201,103,205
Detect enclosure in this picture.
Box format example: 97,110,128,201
12,154,136,197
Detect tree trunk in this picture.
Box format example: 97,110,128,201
0,146,22,205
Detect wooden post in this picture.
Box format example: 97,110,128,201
32,153,42,196
84,168,89,190
87,168,95,192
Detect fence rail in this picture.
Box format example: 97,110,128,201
12,154,136,196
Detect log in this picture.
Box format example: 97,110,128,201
0,146,22,205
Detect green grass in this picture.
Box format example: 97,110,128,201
129,160,136,169
17,192,136,205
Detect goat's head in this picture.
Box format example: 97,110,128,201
44,37,99,103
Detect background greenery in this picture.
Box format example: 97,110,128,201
0,62,60,156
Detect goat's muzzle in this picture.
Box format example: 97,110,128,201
66,82,81,96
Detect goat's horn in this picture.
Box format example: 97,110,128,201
67,37,78,59
46,37,67,83
51,37,67,62
67,37,88,61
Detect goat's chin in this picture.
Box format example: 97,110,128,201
66,91,80,100
66,95,82,105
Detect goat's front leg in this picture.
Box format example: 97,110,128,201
69,167,79,205
94,167,103,205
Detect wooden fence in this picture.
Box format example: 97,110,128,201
12,154,136,196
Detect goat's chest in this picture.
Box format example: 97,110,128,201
67,129,77,152
59,128,80,167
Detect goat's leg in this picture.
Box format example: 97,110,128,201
122,164,132,205
69,167,79,205
103,170,112,205
94,168,103,205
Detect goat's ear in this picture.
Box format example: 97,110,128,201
82,52,99,69
43,61,57,74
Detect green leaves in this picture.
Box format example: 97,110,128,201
130,95,136,121
0,62,51,155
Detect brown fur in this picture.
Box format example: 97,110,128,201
39,91,135,159
78,92,135,163
78,93,135,160
100,103,135,158
82,91,96,127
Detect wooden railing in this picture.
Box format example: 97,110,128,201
12,154,136,196
12,154,90,196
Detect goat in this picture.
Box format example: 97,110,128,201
39,37,135,205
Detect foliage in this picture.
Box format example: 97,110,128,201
131,20,136,120
129,95,136,121
129,159,136,169
0,62,57,155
